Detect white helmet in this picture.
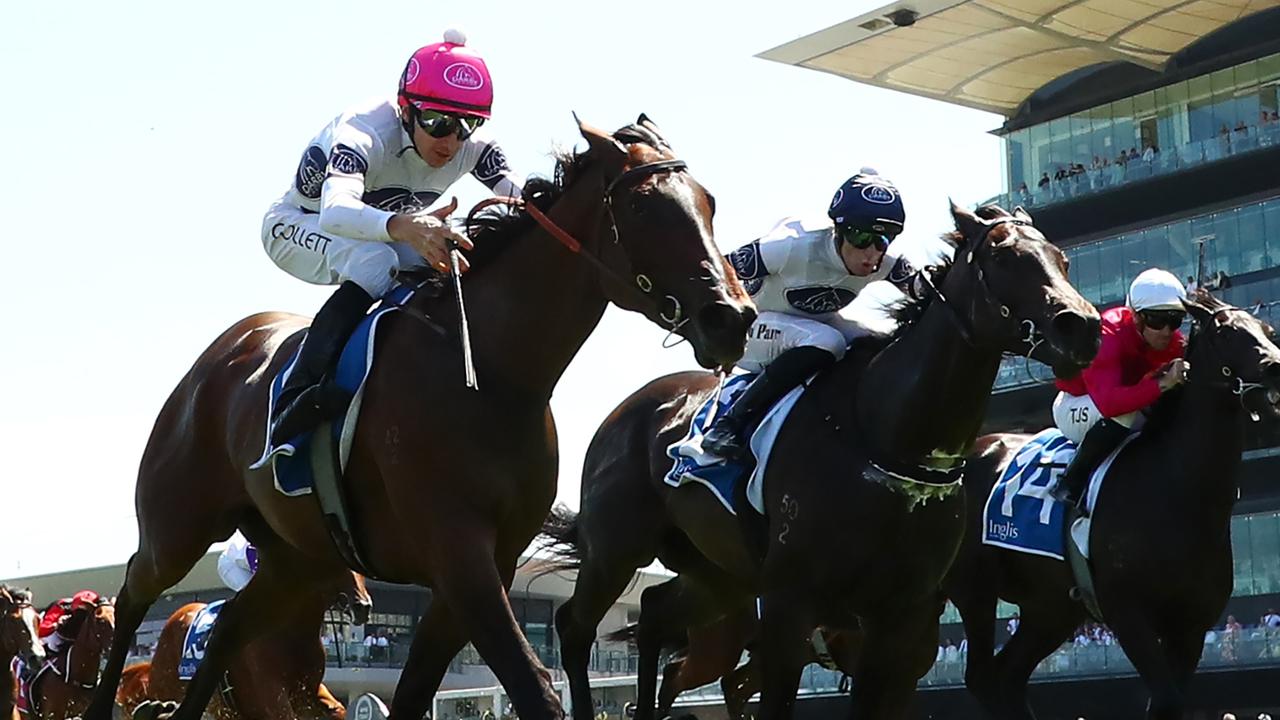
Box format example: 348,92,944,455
1128,268,1187,311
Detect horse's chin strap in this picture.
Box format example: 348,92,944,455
1192,313,1275,420
465,158,693,335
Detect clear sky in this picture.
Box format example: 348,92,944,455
0,0,1004,578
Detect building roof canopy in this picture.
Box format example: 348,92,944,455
759,0,1280,118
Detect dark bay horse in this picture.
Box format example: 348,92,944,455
545,204,1101,720
80,115,755,720
120,571,369,720
1,587,43,720
34,598,114,720
945,290,1280,720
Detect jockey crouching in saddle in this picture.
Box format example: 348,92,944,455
37,590,101,658
701,171,918,460
1049,269,1191,514
265,29,524,444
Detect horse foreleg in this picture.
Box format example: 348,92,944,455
950,588,1000,714
555,564,645,720
83,549,201,720
846,600,940,720
1104,603,1187,720
753,591,813,720
158,550,317,720
1160,627,1208,706
720,658,759,720
988,604,1078,720
387,595,467,720
430,532,561,720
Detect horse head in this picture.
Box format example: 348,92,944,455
1184,289,1280,419
73,599,115,657
0,585,43,665
946,203,1100,376
575,114,756,368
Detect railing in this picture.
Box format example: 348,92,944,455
324,641,640,676
672,629,1280,706
984,122,1280,211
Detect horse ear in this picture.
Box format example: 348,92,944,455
1012,205,1034,223
1184,297,1214,327
574,113,628,168
949,200,984,249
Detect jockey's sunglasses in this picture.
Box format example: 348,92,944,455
1139,309,1186,331
835,225,892,252
415,109,484,140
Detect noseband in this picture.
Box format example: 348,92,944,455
469,157,695,332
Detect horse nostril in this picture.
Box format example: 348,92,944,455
1051,311,1101,360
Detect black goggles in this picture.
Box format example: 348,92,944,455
835,225,892,252
415,109,485,140
1139,309,1186,330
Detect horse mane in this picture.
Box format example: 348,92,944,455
462,120,672,273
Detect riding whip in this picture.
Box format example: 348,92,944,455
449,240,479,390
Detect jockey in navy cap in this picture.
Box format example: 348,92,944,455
703,170,919,460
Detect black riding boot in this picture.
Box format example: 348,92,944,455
270,281,375,445
1051,418,1131,512
702,347,837,461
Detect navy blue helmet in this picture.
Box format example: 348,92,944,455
827,171,905,238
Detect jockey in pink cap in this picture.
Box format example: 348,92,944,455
263,29,524,444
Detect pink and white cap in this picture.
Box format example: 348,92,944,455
397,29,493,119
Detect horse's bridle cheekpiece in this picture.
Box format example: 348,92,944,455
470,155,693,333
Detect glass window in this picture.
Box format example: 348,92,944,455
1069,245,1101,303
1050,116,1071,175
1261,53,1280,83
1090,103,1113,162
1166,220,1196,283
1212,210,1242,276
1188,75,1214,142
1250,513,1280,594
1264,199,1280,268
1030,122,1051,185
1118,233,1147,288
1096,241,1124,303
1211,67,1238,134
1237,204,1267,273
1234,515,1256,595
1188,215,1216,284
1110,97,1136,160
1141,226,1172,273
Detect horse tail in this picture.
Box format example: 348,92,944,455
537,503,583,573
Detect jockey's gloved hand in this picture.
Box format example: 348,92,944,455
1157,358,1190,391
388,206,473,273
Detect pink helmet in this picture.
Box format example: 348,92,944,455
397,29,493,119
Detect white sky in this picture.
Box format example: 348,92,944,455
0,0,1003,578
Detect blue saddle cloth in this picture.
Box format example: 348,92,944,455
663,374,758,514
251,286,416,496
982,429,1074,560
178,600,225,681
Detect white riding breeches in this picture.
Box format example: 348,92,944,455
262,202,424,298
738,311,876,374
1051,391,1142,445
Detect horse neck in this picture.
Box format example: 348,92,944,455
852,277,1004,463
429,169,610,400
1159,347,1246,525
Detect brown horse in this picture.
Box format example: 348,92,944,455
32,599,114,720
944,291,1280,720
118,583,363,720
80,115,755,720
1,586,43,720
544,204,1100,720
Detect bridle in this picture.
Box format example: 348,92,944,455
467,156,695,333
916,217,1044,354
1190,305,1276,415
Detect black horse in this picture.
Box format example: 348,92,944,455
543,204,1101,720
945,290,1280,720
